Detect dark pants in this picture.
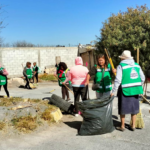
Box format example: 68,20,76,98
0,82,9,97
25,77,31,89
33,73,38,83
73,86,88,113
62,85,69,100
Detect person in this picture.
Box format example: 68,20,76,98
85,54,116,99
63,57,89,117
32,62,39,83
23,62,33,89
56,62,71,101
110,50,145,131
0,64,9,97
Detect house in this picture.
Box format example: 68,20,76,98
78,44,97,70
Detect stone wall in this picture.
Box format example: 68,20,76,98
0,47,78,77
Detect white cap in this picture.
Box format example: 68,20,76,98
119,50,133,59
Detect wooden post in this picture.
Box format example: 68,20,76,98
137,48,147,97
88,51,91,70
137,48,139,64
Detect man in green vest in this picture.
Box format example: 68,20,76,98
23,62,33,89
111,50,145,131
33,62,39,83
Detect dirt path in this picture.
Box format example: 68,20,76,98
0,82,150,150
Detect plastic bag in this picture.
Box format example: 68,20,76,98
77,96,115,136
50,94,74,113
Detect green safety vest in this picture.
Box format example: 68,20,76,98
26,67,33,79
95,64,112,93
0,67,7,85
58,68,71,86
33,65,39,73
120,63,143,96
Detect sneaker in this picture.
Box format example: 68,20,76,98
75,114,79,117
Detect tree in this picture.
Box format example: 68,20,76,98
13,41,35,47
96,5,150,72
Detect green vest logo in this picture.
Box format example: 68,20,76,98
130,68,138,79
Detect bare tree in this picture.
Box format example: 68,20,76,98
2,43,10,47
13,40,35,47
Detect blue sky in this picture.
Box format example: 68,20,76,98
0,0,150,46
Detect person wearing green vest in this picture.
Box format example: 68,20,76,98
56,62,71,101
0,64,9,97
111,50,145,132
32,62,39,83
86,54,116,99
23,62,33,89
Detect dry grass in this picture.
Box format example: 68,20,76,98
10,104,58,132
29,99,50,107
0,122,5,130
39,74,57,82
29,99,41,103
11,116,38,132
0,97,60,133
41,105,57,122
0,97,23,107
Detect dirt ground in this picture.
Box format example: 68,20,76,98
0,82,150,150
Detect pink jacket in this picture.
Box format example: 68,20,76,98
0,64,8,76
65,57,88,87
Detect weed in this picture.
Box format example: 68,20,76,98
0,97,23,107
29,99,41,103
11,116,37,132
0,122,5,130
41,105,57,122
39,74,57,81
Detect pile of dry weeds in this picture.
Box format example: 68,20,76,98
39,74,57,82
0,97,60,134
0,97,23,107
11,116,37,132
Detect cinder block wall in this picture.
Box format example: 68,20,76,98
0,47,78,77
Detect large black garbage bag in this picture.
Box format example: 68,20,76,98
50,94,74,113
77,96,115,136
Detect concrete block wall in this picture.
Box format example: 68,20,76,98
0,47,78,77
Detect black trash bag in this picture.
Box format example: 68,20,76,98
77,96,115,136
50,94,74,113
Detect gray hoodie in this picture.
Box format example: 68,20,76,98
112,59,145,94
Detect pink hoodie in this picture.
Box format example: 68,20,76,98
65,57,89,87
0,64,9,76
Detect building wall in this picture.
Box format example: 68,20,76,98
0,47,78,77
80,50,95,70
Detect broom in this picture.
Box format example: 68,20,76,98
54,75,74,95
104,48,144,129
